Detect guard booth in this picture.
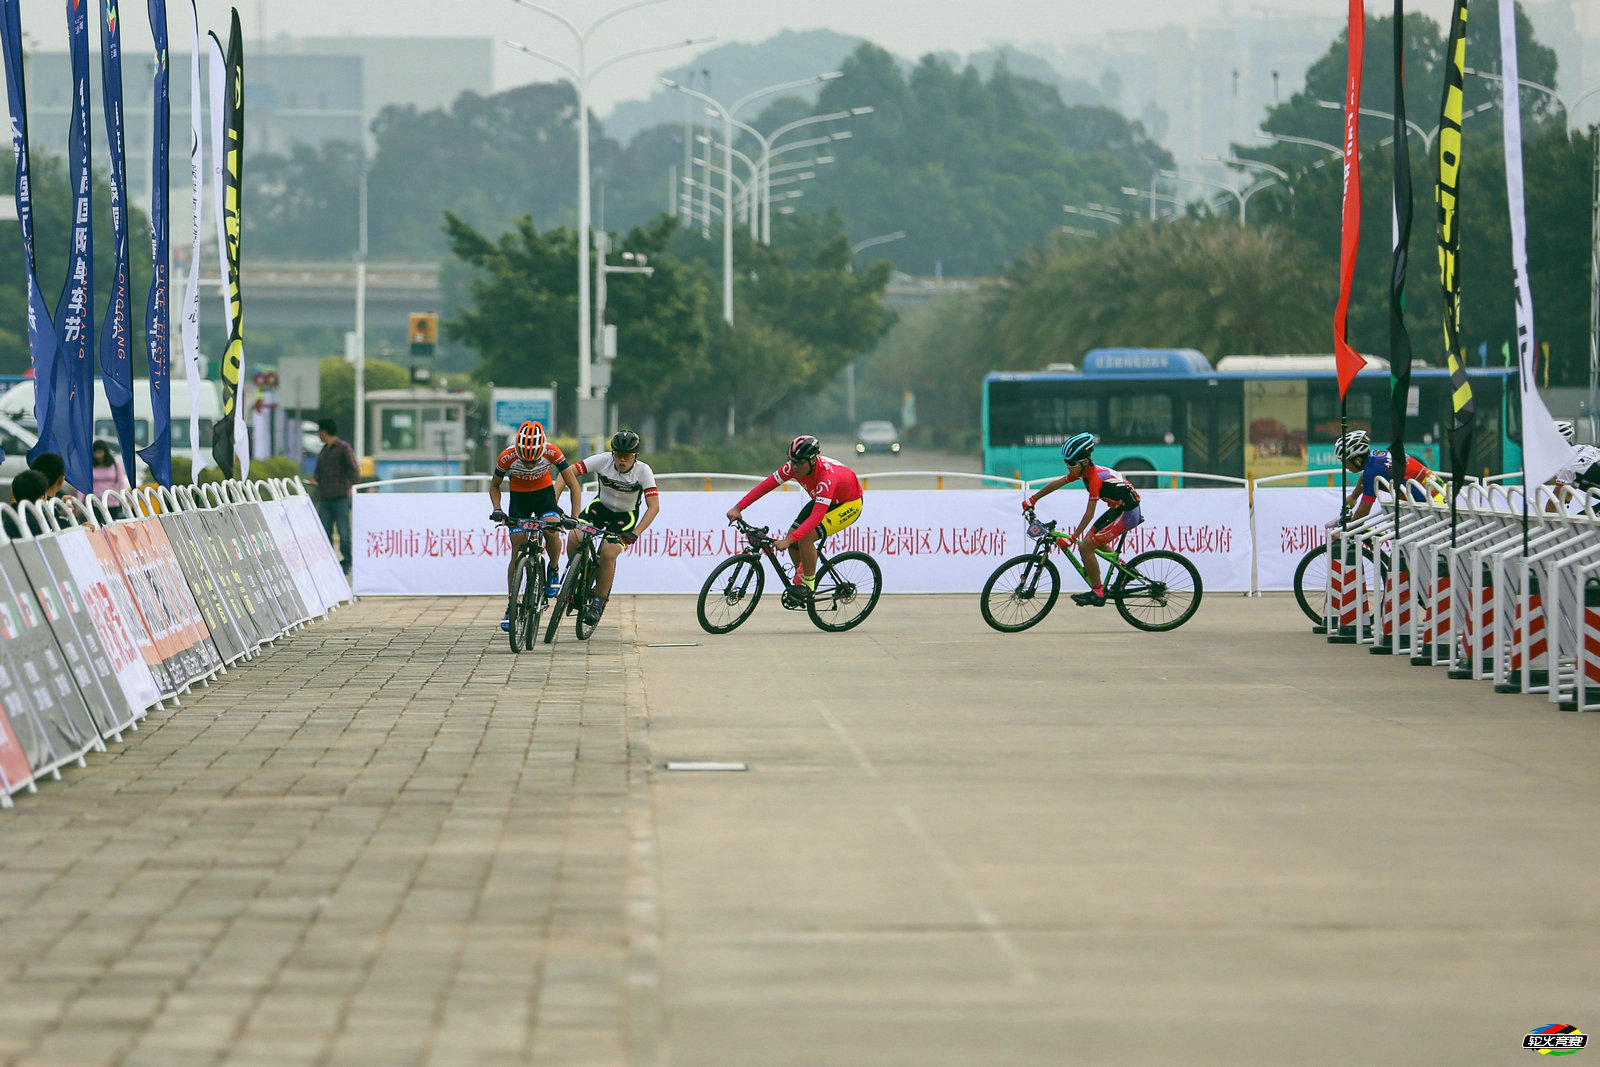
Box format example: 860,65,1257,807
366,388,472,491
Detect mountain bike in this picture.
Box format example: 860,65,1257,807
545,516,628,645
979,508,1203,633
501,516,552,654
697,517,883,634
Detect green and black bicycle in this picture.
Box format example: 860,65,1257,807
979,508,1203,633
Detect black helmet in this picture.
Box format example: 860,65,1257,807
788,434,822,463
610,429,641,454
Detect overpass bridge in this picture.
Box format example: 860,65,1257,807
229,259,978,330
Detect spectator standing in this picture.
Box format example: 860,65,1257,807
92,441,130,518
309,418,358,578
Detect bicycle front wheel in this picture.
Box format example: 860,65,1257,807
574,555,599,641
1113,550,1203,632
1293,542,1385,625
545,560,582,644
509,553,536,654
697,555,765,634
807,551,882,632
980,554,1060,633
521,556,546,650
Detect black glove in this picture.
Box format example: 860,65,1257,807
489,509,507,523
620,531,638,545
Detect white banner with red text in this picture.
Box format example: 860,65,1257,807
352,489,1259,595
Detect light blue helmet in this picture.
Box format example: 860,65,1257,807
1060,432,1097,465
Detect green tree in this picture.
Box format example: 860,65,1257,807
314,355,410,442
245,141,362,257
442,212,710,432
999,220,1335,362
1,152,154,375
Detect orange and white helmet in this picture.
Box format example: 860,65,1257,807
515,421,545,461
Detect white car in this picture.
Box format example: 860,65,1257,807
855,420,901,455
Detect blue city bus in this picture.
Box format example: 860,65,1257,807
983,348,1520,485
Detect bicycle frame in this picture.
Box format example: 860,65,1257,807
1025,517,1141,594
731,520,837,595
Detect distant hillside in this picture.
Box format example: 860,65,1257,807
603,29,873,143
602,31,1105,143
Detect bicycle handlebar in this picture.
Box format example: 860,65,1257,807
729,516,776,547
492,512,627,543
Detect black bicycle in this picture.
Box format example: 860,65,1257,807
545,516,628,645
979,508,1203,633
501,516,552,654
697,517,883,634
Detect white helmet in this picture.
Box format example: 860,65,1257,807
1555,419,1576,443
1333,429,1372,462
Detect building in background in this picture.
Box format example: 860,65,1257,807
2,35,492,218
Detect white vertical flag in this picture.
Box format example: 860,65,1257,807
1498,0,1573,485
179,0,204,482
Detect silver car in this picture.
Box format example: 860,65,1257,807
854,420,901,455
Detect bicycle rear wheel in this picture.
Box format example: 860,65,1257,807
697,555,765,634
807,551,882,632
509,553,537,654
980,554,1060,633
1112,550,1203,632
544,559,582,644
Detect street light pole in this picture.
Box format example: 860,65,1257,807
1160,169,1267,226
506,0,709,447
353,163,368,464
1463,67,1600,130
1121,185,1183,220
662,71,843,320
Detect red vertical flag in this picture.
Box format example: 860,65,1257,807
1333,0,1367,399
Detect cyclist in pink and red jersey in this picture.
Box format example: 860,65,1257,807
1022,432,1143,607
726,435,863,603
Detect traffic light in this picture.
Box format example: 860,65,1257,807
409,312,438,357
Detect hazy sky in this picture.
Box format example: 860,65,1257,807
12,0,1492,113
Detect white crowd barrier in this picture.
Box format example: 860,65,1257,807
351,477,1366,597
1319,478,1600,711
0,478,353,808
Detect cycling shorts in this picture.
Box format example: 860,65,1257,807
579,500,638,535
791,497,863,539
1089,504,1143,547
508,486,560,521
1576,462,1600,493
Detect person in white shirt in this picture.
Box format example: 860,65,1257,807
568,429,661,624
1550,420,1600,506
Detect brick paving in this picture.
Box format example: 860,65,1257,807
0,597,650,1067
5,592,1600,1066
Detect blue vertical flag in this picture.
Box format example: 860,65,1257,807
99,0,137,490
1,0,59,466
52,0,95,494
1388,0,1414,524
137,0,172,486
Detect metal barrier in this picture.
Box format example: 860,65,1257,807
1318,476,1600,712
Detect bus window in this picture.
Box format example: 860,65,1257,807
988,381,1097,447
1108,394,1173,443
1308,383,1375,442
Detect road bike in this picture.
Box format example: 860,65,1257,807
697,517,882,634
979,508,1203,633
500,516,552,654
545,515,628,645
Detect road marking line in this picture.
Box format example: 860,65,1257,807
813,699,878,778
896,804,1039,987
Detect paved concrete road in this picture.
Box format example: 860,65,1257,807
1,593,1597,1066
